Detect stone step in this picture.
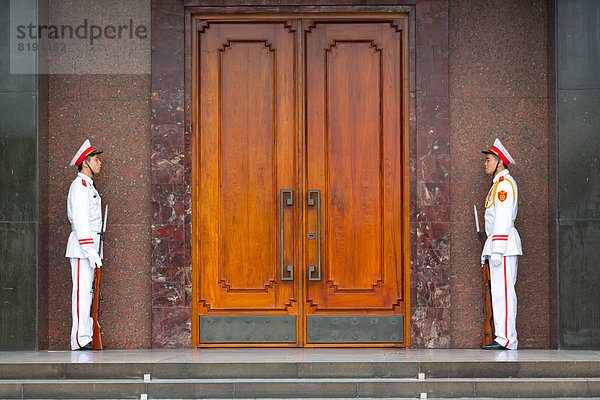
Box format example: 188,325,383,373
1,377,600,399
2,360,600,380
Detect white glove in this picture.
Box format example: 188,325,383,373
89,252,102,268
490,252,502,268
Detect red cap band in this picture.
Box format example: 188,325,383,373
75,147,94,167
490,146,510,166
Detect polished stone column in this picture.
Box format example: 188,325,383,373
0,0,39,350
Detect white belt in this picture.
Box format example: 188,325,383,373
72,224,102,232
486,223,515,237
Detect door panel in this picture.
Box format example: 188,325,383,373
326,41,382,292
192,17,409,347
220,40,276,291
304,22,407,344
195,21,298,339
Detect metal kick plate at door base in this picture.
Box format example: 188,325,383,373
199,315,297,343
306,315,404,343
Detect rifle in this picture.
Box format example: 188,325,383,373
474,205,494,346
91,204,108,350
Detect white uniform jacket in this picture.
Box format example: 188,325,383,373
65,173,103,259
481,169,522,262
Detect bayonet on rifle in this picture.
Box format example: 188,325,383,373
474,205,486,246
98,204,108,254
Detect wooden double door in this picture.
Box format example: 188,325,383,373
191,15,410,347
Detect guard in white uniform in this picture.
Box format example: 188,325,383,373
480,139,522,350
65,139,103,350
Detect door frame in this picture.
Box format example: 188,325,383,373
190,12,411,347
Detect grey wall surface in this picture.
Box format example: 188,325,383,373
557,0,600,348
0,0,39,350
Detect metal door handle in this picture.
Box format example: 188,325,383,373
280,190,294,281
307,190,321,281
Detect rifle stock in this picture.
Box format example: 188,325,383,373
482,260,494,345
478,230,494,345
91,203,107,351
91,267,103,350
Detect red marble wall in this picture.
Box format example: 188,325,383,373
148,0,453,348
448,0,552,348
42,0,553,349
42,1,152,349
411,0,451,348
45,75,152,349
150,0,191,347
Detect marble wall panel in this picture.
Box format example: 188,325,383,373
450,0,548,99
147,0,553,349
152,307,191,348
47,223,72,349
36,0,555,350
100,224,152,348
151,0,188,348
148,0,449,348
411,0,451,348
46,73,151,349
449,0,551,348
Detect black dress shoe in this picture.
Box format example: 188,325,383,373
480,341,507,350
76,342,92,351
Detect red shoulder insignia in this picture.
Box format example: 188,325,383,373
81,179,87,187
498,190,507,202
499,176,504,182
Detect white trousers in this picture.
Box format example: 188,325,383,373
489,255,518,349
70,257,94,350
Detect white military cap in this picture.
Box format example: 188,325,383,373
70,139,103,167
482,138,515,166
